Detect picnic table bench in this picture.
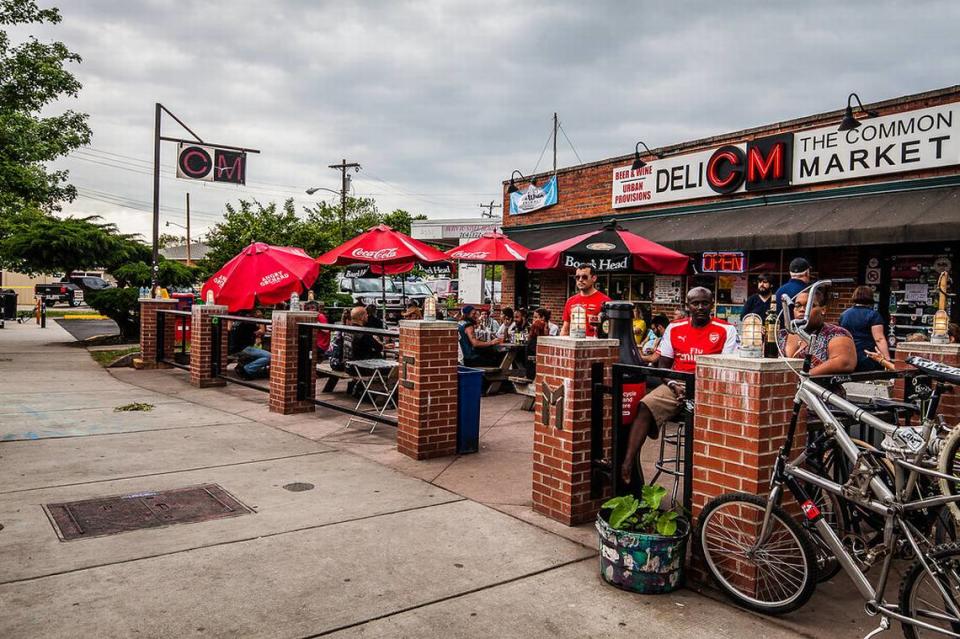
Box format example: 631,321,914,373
508,375,536,411
316,361,356,392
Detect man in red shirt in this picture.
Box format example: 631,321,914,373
620,287,738,485
560,265,611,337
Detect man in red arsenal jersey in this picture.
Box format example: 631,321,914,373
560,265,612,338
620,287,738,485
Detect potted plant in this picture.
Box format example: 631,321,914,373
596,485,689,594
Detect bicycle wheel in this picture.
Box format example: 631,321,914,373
899,542,960,639
938,425,960,524
698,493,818,614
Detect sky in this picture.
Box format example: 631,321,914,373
16,0,960,242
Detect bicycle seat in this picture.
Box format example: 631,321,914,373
906,356,960,385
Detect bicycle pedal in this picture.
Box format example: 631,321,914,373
862,616,890,639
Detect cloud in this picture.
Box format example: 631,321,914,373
11,0,959,240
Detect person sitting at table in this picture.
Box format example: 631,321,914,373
496,307,514,339
778,287,857,377
346,306,384,362
458,305,503,367
401,300,423,320
509,308,529,340
478,308,500,335
232,309,271,379
523,316,550,379
640,314,670,364
365,304,385,329
313,301,330,361
534,307,559,336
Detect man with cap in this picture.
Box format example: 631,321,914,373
458,305,504,367
740,274,774,320
775,257,813,317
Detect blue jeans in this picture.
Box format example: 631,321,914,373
241,346,271,376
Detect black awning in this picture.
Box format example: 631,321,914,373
504,186,960,253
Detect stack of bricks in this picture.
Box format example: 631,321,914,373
532,336,618,526
396,320,459,460
268,311,316,415
688,354,802,588
139,298,178,369
189,304,228,388
894,342,960,426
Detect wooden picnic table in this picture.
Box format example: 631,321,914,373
483,343,527,395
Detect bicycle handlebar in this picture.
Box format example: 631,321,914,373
782,278,854,343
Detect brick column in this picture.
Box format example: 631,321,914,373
139,298,178,369
189,304,228,388
268,311,316,415
688,354,802,590
532,336,618,526
895,342,960,426
396,320,459,460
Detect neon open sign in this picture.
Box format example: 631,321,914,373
702,251,746,273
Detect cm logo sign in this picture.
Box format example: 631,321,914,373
177,143,247,185
706,133,793,194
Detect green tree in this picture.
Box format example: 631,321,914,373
158,233,185,249
0,0,91,218
201,198,303,274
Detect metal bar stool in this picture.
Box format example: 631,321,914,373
650,399,694,507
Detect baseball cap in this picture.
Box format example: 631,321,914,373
462,305,475,316
789,257,811,274
757,273,771,283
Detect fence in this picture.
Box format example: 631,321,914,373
209,314,273,392
156,309,191,371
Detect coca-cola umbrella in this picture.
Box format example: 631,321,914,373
315,224,449,313
526,220,689,275
445,231,530,304
201,242,320,312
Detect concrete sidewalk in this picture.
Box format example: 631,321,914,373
0,320,851,638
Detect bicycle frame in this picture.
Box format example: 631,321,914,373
755,279,960,636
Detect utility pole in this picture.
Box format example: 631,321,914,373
185,193,192,266
553,112,558,175
329,158,361,242
478,200,501,219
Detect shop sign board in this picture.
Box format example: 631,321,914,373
611,103,960,210
510,175,558,215
177,143,246,184
701,251,747,273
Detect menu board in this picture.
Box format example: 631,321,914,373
654,276,683,304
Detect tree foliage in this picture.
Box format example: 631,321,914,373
0,0,91,218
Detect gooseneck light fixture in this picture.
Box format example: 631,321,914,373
631,141,663,171
837,93,879,132
507,170,537,194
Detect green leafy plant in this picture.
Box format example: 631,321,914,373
601,485,683,536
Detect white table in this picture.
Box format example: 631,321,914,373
345,358,399,433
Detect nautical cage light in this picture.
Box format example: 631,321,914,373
741,313,764,358
570,304,587,339
424,295,437,321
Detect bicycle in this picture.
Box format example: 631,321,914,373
698,278,960,638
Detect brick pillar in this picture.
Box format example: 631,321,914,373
396,320,459,460
268,311,316,415
189,304,228,388
532,336,618,526
688,354,802,590
139,298,178,369
895,342,960,427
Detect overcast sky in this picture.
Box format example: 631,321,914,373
17,0,960,241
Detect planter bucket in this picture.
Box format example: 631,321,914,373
596,513,689,594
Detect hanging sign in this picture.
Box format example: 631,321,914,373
509,175,558,215
177,143,247,184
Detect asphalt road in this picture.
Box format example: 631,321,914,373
54,318,120,341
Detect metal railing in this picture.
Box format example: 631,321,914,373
209,314,273,392
156,309,191,371
297,322,401,426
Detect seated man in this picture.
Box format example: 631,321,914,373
620,287,739,485
230,310,271,379
345,306,383,362
458,305,503,367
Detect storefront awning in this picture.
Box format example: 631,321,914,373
505,186,960,254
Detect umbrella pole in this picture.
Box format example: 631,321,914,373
381,272,386,322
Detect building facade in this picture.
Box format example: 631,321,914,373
501,86,960,343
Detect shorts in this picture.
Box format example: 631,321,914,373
639,383,681,439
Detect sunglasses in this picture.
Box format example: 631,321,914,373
575,274,592,280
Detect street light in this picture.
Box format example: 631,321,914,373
631,141,662,170
305,186,341,196
506,170,536,194
837,92,878,131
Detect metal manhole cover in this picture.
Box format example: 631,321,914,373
44,484,253,541
282,482,314,492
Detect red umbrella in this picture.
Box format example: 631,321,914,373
526,221,689,274
445,231,530,303
201,242,319,312
316,224,449,312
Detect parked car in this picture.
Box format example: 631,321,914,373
395,280,433,307
423,278,459,302
35,275,113,307
337,276,403,322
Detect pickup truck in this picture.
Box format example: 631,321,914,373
35,276,113,307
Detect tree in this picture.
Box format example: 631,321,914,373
0,0,91,218
201,198,303,274
158,233,186,249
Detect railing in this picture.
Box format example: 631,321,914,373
156,309,191,371
297,322,401,426
209,314,273,392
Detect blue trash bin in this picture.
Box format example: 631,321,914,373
457,365,483,454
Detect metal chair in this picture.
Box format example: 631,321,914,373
650,399,694,507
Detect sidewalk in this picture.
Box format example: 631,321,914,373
0,320,860,638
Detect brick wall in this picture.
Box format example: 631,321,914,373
189,304,228,388
501,264,516,311
268,311,316,415
537,270,567,319
139,298,178,369
814,247,861,324
532,336,617,525
396,320,459,460
894,343,960,427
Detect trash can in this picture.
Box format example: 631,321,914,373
457,365,483,454
0,289,16,320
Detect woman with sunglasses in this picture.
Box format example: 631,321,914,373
779,287,857,376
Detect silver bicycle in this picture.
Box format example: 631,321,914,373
698,279,960,639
